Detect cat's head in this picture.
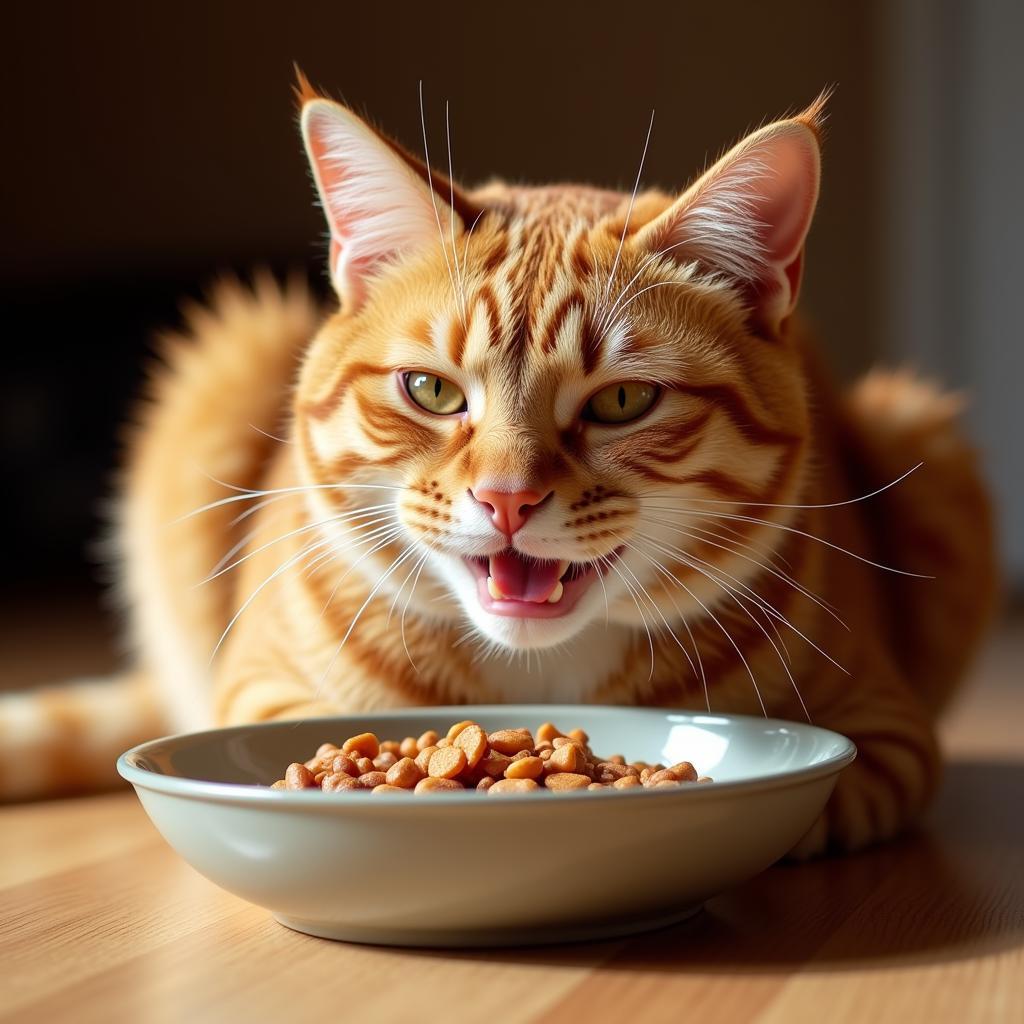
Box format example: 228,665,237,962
292,78,824,654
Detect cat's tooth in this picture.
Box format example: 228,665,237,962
556,560,570,578
487,576,504,600
547,581,564,604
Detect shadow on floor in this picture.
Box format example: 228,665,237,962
403,759,1024,972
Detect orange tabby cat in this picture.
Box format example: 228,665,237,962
0,78,996,856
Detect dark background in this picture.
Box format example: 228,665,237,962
2,1,1020,632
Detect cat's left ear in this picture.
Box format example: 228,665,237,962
299,81,467,310
634,96,826,337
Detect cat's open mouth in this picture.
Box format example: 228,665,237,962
463,549,621,618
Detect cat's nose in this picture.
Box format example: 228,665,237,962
470,487,549,537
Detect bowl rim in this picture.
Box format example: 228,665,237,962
117,706,857,808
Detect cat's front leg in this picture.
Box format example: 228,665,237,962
789,661,941,858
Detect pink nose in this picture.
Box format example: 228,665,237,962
471,487,548,537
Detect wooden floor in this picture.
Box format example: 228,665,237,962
0,601,1021,1023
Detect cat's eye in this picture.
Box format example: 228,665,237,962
583,381,659,424
404,371,467,415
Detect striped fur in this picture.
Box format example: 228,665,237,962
0,89,996,857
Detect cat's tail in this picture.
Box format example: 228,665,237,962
0,670,164,800
842,369,999,714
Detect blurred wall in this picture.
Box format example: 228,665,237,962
8,1,1009,599
878,0,1024,585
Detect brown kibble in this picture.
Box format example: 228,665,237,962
275,722,711,798
612,775,642,789
594,761,633,782
322,773,361,792
414,777,464,794
428,745,467,779
488,778,540,795
386,757,424,789
670,761,699,782
504,755,543,780
543,772,591,791
416,730,439,751
446,719,477,742
342,732,380,759
486,729,535,755
331,754,359,777
453,724,488,768
480,749,513,777
415,745,438,773
536,722,563,743
285,763,316,790
547,744,584,774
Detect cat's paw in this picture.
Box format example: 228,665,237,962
793,735,939,857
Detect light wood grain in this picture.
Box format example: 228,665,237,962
1,614,1021,1024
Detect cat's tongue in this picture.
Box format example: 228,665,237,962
488,552,563,603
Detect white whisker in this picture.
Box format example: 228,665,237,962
176,480,404,524
613,552,700,684
445,99,467,322
315,525,407,618
632,534,811,720
248,422,292,444
642,513,847,628
418,81,463,325
672,506,932,578
200,506,397,585
316,542,421,694
612,534,767,717
600,109,656,325
635,528,846,678
208,534,338,664
400,551,431,675
599,554,656,681
640,463,924,512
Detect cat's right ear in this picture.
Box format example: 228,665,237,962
299,85,463,311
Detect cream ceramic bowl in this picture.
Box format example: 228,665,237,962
118,706,855,947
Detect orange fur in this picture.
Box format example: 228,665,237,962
0,91,996,859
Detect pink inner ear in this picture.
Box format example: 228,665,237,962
641,121,821,337
301,99,452,310
753,131,821,270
